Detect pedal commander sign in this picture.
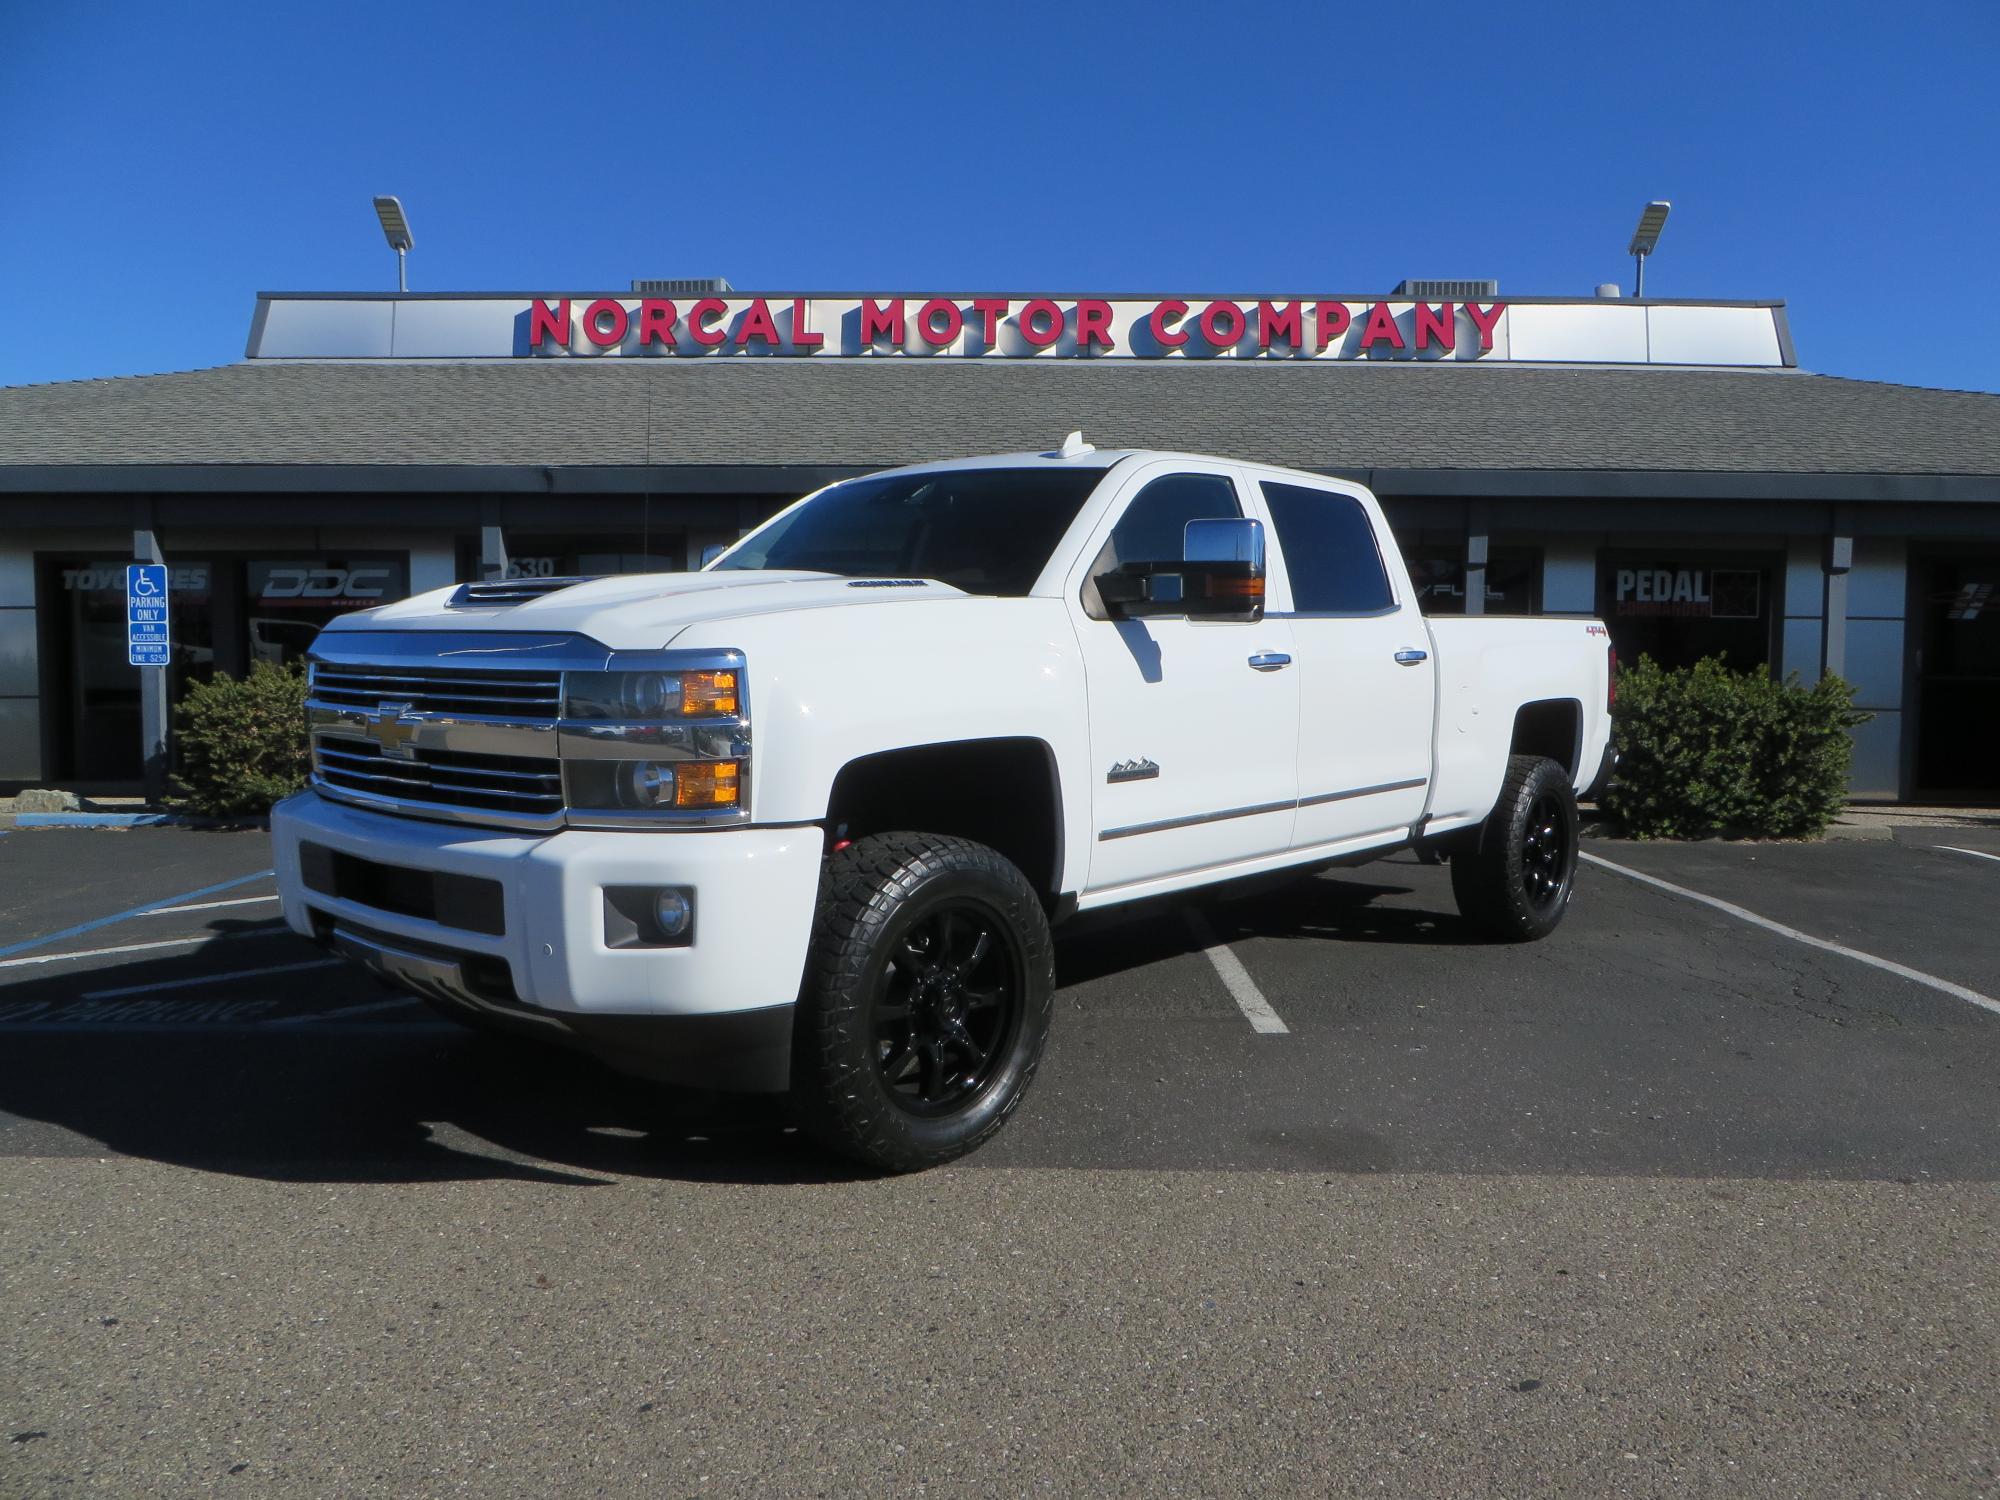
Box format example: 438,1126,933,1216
1613,566,1763,619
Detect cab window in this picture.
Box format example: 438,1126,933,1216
1260,481,1395,614
1082,473,1241,618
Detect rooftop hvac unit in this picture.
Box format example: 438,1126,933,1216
630,278,735,296
1392,279,1499,300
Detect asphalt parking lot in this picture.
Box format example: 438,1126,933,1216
3,822,1998,1496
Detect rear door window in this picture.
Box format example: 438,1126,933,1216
1260,481,1396,614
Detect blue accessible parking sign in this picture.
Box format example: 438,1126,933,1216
127,563,171,666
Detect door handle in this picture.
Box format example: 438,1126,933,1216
1394,648,1429,665
1248,651,1293,671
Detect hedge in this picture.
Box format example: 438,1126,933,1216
165,661,311,817
1601,654,1868,840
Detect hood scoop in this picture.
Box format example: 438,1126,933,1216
449,576,603,608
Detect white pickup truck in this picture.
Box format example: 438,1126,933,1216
272,440,1613,1170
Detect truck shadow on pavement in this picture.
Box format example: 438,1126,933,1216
1055,871,1474,987
0,875,1480,1188
0,927,849,1186
1206,870,1475,948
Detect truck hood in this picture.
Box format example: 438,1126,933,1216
325,570,972,651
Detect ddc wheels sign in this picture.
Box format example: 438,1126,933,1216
253,565,392,606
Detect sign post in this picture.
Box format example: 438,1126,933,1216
128,548,170,802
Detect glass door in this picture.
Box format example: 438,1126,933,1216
1914,556,2000,798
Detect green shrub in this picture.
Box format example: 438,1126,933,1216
165,661,310,817
1601,654,1868,840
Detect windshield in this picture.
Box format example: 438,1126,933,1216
713,467,1104,596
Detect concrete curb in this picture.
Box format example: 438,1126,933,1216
3,812,268,831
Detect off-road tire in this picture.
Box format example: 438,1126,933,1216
1449,754,1579,942
792,832,1055,1172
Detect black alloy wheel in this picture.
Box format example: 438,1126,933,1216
793,831,1055,1172
1449,753,1580,942
872,903,1021,1115
1520,790,1571,911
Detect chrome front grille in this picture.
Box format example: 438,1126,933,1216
309,665,563,721
314,738,565,819
304,634,750,833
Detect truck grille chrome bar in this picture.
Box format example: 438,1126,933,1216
309,665,563,721
315,738,565,819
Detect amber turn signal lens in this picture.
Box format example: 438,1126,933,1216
1206,576,1264,599
680,670,739,716
673,760,741,808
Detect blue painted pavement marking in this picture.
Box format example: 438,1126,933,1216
0,869,278,962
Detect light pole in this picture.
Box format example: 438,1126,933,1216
1628,200,1671,298
373,195,413,292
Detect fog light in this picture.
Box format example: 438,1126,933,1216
653,888,693,940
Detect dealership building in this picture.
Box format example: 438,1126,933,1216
0,283,1995,800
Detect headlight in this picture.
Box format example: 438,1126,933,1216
558,657,747,825
565,670,738,719
566,757,742,812
619,760,677,809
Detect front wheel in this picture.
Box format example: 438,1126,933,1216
1450,754,1579,942
792,832,1054,1172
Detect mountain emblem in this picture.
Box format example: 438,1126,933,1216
1107,758,1160,783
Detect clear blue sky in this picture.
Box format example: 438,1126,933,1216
3,1,1995,391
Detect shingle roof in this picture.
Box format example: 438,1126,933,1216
1,358,1997,477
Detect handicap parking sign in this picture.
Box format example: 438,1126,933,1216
127,563,170,667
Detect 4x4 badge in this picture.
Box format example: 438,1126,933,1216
1107,758,1159,783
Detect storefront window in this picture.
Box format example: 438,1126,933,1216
1405,547,1542,615
41,558,215,782
38,552,411,783
459,532,686,580
1597,555,1779,671
244,558,407,666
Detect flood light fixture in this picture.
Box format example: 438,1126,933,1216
1628,200,1671,297
373,195,413,291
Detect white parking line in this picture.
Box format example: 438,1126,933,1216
267,995,423,1025
0,929,276,970
81,957,343,1000
1580,851,2000,1019
1182,908,1289,1034
140,894,282,915
1935,845,2000,867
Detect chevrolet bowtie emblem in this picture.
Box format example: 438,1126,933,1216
365,701,422,760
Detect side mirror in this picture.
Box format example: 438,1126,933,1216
1095,517,1266,623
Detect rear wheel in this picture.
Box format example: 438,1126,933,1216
1450,754,1579,942
792,832,1054,1172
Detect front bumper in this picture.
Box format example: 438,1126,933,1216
271,789,823,1025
